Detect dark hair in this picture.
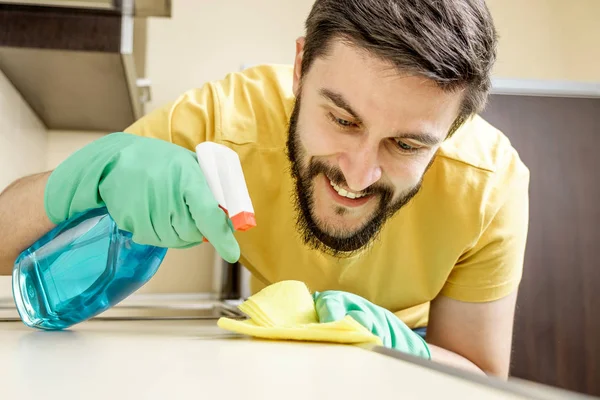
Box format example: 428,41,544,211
301,0,498,136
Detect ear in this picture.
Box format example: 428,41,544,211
292,37,306,96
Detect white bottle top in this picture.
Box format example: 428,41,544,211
195,142,256,231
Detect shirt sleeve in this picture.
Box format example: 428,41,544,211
123,83,221,151
440,151,530,303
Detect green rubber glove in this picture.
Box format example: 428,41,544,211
44,132,240,263
313,290,431,359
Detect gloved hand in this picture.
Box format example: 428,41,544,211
44,132,240,263
313,290,431,359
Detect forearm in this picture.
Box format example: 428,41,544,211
427,344,487,376
0,171,55,275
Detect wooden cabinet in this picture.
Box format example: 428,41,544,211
481,94,600,397
0,1,169,131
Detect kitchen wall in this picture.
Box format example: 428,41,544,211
487,0,600,82
0,71,46,192
0,69,47,297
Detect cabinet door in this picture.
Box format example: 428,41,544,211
481,94,600,397
0,4,148,131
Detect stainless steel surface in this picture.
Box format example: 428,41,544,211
0,293,247,322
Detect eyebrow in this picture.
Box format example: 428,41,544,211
395,132,441,146
319,88,442,147
319,88,363,123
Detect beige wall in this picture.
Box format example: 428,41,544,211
487,0,600,82
0,70,47,297
0,72,47,191
143,0,314,112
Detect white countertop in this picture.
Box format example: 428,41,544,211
0,318,588,400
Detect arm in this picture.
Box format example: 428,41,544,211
314,289,517,378
426,150,529,378
0,171,56,276
426,291,518,378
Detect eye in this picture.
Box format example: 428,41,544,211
327,112,357,129
391,139,420,153
395,140,415,151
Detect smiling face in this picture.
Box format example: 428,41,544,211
286,38,465,255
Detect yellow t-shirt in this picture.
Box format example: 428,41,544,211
125,64,530,328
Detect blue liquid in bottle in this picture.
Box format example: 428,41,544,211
12,207,168,330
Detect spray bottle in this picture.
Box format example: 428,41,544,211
12,142,255,330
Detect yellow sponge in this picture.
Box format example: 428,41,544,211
217,280,382,345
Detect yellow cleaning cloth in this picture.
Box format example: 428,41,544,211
217,280,382,345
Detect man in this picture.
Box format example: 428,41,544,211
0,0,529,378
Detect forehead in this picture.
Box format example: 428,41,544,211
305,40,464,138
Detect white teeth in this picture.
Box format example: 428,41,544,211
328,178,365,199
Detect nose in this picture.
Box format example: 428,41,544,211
337,144,382,192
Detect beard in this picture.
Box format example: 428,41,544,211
285,92,428,257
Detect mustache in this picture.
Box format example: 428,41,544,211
307,159,393,199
